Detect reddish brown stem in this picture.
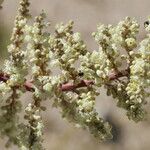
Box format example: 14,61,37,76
61,80,94,91
0,69,128,92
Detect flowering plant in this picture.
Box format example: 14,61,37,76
0,0,150,149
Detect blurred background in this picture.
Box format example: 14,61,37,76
1,0,150,150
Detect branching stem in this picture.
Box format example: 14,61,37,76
0,69,129,92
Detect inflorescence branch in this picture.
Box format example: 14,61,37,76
0,69,129,92
1,0,150,148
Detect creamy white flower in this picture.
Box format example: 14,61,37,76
73,32,81,42
18,19,27,27
125,38,136,48
43,83,52,92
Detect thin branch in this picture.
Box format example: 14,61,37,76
0,69,129,92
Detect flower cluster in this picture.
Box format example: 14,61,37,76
112,17,139,50
47,22,112,141
0,0,30,148
125,19,150,121
0,0,150,149
5,0,30,86
76,89,112,140
25,12,50,77
54,88,112,141
48,21,87,82
92,24,120,69
23,103,44,150
23,12,51,149
0,92,22,147
80,50,110,86
126,58,146,122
